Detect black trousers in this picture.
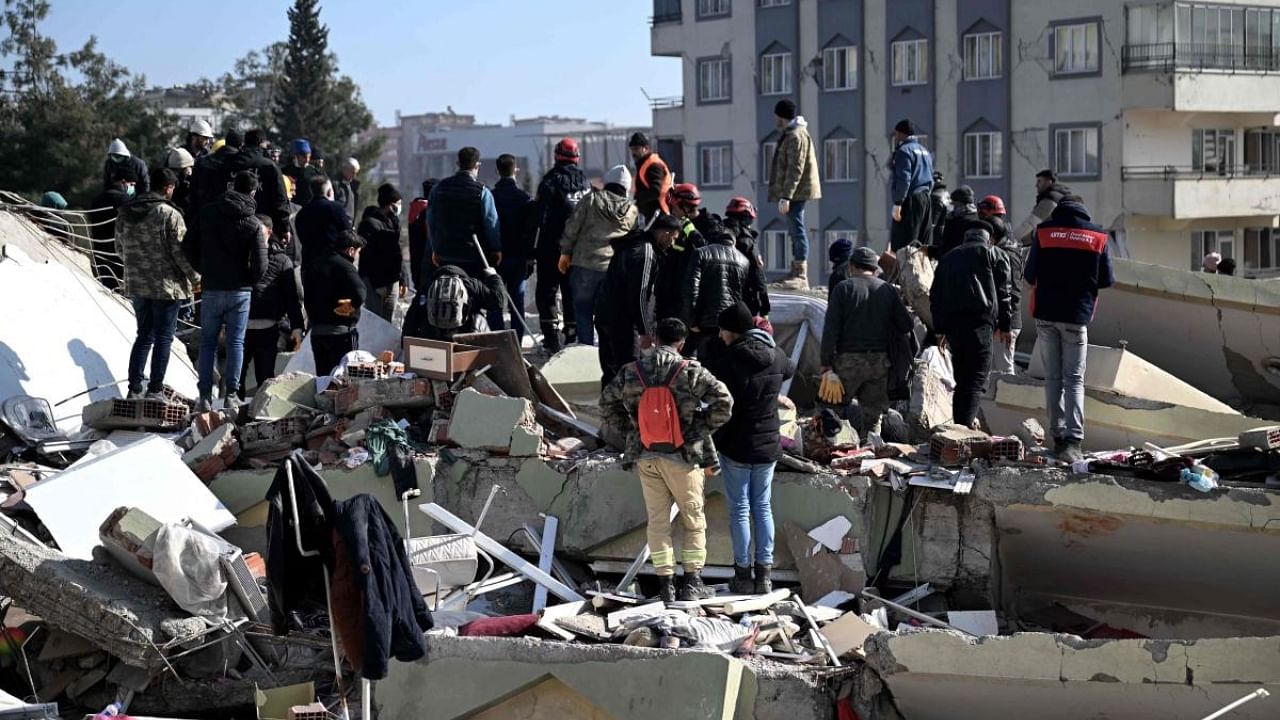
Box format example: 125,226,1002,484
311,329,358,377
535,254,574,333
240,326,281,397
597,324,636,388
945,321,994,427
890,189,933,251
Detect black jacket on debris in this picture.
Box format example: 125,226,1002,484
597,229,658,338
186,190,267,292
930,237,1014,334
700,329,794,464
685,221,750,330
331,494,432,680
357,206,403,288
401,265,505,342
264,452,336,635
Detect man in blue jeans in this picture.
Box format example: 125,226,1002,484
1024,197,1113,463
698,302,793,595
185,170,268,410
117,168,201,398
766,99,821,289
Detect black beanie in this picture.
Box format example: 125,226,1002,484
717,301,755,334
377,183,401,207
223,130,244,148
894,119,917,135
628,131,650,148
774,99,797,120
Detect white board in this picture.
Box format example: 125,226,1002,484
24,435,235,559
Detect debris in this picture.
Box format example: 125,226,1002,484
536,600,585,641
333,376,433,415
861,588,975,636
254,682,316,720
531,515,559,612
929,424,991,466
720,588,791,615
1013,417,1046,449
448,388,542,454
945,610,998,636
889,583,933,606
815,590,858,609
1239,426,1280,451
98,505,162,581
239,416,310,458
182,422,240,481
402,337,493,380
606,600,667,630
807,516,853,553
287,702,328,720
249,372,318,419
782,522,864,603
820,611,880,659
452,330,539,402
81,395,190,431
539,345,602,405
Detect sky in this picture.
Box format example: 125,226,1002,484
39,0,682,128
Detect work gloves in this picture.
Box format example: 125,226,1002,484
818,370,845,405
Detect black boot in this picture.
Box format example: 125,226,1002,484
753,564,773,595
678,571,715,601
657,575,677,605
730,565,754,595
540,323,563,353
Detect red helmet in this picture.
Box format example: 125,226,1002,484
725,196,757,220
554,137,580,161
667,182,701,208
978,195,1006,215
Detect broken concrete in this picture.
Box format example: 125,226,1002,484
248,371,318,419
447,388,541,453
182,422,240,481
540,345,602,406
333,376,433,415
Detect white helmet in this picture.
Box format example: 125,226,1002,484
167,147,194,170
190,119,214,138
107,138,131,158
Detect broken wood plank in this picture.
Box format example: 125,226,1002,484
797,601,842,667
418,503,584,603
588,591,642,610
668,594,754,611
537,599,584,641
721,589,791,615
820,612,880,659
531,515,558,613
588,560,801,583
606,600,668,630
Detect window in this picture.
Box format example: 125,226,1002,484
964,131,1003,178
762,230,790,271
1193,229,1235,269
760,52,792,95
1054,21,1099,75
1243,227,1279,273
696,0,730,19
1244,128,1280,175
892,39,929,85
759,0,790,6
1193,129,1235,175
822,229,859,276
1054,126,1100,177
699,144,732,187
822,46,858,90
698,57,731,103
963,32,1002,80
762,141,777,183
823,138,857,182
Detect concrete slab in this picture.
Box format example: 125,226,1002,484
540,345,602,406
247,371,317,419
448,388,537,453
1026,343,1237,414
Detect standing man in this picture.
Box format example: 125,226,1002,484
241,215,305,398
304,230,365,376
1024,197,1113,463
356,183,404,321
334,157,361,222
820,247,913,436
492,156,535,336
628,132,672,223
659,183,706,327
699,302,793,596
980,195,1024,377
295,175,351,268
165,148,196,222
767,99,822,289
684,216,749,355
407,179,436,291
89,164,137,291
889,119,935,251
723,198,770,319
533,138,589,352
283,139,324,206
187,171,268,411
930,228,1013,429
600,318,734,604
185,120,215,162
428,147,501,279
102,138,150,194
936,185,983,258
1014,170,1073,244
243,129,292,232
117,168,200,399
559,165,638,346
596,217,673,386
192,130,256,212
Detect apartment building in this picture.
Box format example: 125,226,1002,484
650,0,1280,280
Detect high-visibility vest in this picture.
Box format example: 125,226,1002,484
636,153,673,214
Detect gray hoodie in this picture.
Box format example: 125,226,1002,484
561,187,639,272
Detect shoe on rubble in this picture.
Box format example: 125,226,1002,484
657,575,677,605
1058,441,1085,465
729,565,753,595
678,572,715,602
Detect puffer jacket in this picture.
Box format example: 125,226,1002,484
685,222,749,330
768,117,822,202
116,193,200,300
599,346,734,470
930,236,1013,334
700,329,794,464
560,187,638,272
186,190,267,292
994,235,1025,331
725,219,770,317
250,237,305,328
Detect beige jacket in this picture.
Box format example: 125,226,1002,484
768,117,822,203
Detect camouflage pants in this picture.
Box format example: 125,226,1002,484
833,351,891,436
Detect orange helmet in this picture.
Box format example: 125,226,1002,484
725,196,757,219
978,195,1006,215
667,182,701,208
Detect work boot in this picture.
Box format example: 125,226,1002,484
729,565,754,595
195,396,212,413
753,564,773,595
541,324,563,353
775,261,809,290
656,575,677,605
678,571,715,602
1059,441,1085,465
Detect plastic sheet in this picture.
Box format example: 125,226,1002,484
151,523,229,620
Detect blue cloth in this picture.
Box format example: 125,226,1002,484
570,267,607,345
128,297,182,394
293,138,311,154
891,137,934,204
1036,320,1088,442
786,200,808,262
719,456,776,566
197,289,251,400
1023,201,1114,326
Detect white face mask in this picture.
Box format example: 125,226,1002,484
391,201,403,216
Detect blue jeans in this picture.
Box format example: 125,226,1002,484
1036,320,1087,442
719,456,776,566
787,200,808,262
197,290,251,400
570,267,607,346
498,256,528,338
128,297,181,394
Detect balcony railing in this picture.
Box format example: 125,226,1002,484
1122,164,1280,180
650,0,681,26
1122,42,1280,73
648,96,684,109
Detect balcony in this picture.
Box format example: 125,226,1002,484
650,0,682,57
650,97,684,136
1122,42,1280,112
1122,42,1280,73
1122,165,1280,219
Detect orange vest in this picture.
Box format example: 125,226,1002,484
636,153,673,214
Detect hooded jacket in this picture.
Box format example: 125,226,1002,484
401,265,505,342
297,195,352,268
187,190,267,292
725,219,770,318
250,236,305,328
192,146,258,212
768,117,822,202
685,219,750,330
561,187,638,272
102,155,150,194
930,234,1014,334
597,229,657,338
1024,201,1113,326
116,193,200,300
700,329,795,464
535,161,589,259
891,136,934,203
937,206,987,258
356,205,403,288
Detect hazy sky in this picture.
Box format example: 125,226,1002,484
40,0,681,128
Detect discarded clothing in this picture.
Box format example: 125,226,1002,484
265,451,336,635
458,614,541,637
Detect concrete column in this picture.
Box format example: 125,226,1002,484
933,0,960,180
799,0,822,278
863,0,890,248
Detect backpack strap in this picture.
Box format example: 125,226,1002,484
662,360,688,388
635,361,651,389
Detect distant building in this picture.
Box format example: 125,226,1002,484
141,85,227,136
357,125,401,189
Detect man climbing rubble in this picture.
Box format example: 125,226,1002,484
600,318,734,604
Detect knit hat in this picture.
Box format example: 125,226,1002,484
107,138,130,158
950,185,975,205
377,183,401,207
894,119,917,135
293,138,311,155
717,301,754,334
555,137,580,162
628,132,650,148
40,191,67,210
166,147,195,170
850,246,880,270
774,99,797,120
223,130,243,149
650,213,681,231
828,237,854,263
603,164,632,195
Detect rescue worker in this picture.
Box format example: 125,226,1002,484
533,138,589,351
628,132,672,223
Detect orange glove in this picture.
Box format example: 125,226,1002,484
557,254,572,275
334,298,355,318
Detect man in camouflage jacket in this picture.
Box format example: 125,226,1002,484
117,167,201,398
600,318,733,602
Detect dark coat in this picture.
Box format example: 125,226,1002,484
244,146,293,230
250,237,305,328
493,177,536,261
725,219,770,317
685,226,750,330
331,494,432,680
534,161,589,259
186,190,267,292
407,197,431,287
264,453,336,635
936,208,988,258
356,206,403,288
402,265,505,341
192,146,258,212
283,163,326,206
700,329,794,464
304,250,365,328
597,229,657,337
931,237,1014,334
296,196,351,268
103,155,150,194
1024,201,1114,326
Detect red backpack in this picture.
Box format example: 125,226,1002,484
636,360,688,453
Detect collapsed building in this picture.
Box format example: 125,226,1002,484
1,204,1278,720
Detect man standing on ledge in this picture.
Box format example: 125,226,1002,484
767,98,821,289
629,132,672,224
890,119,935,251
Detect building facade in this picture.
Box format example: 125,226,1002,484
650,0,1280,280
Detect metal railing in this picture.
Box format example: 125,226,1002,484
650,0,682,26
648,96,684,109
1122,164,1280,180
1122,42,1280,73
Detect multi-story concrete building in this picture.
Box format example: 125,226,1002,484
650,0,1280,280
